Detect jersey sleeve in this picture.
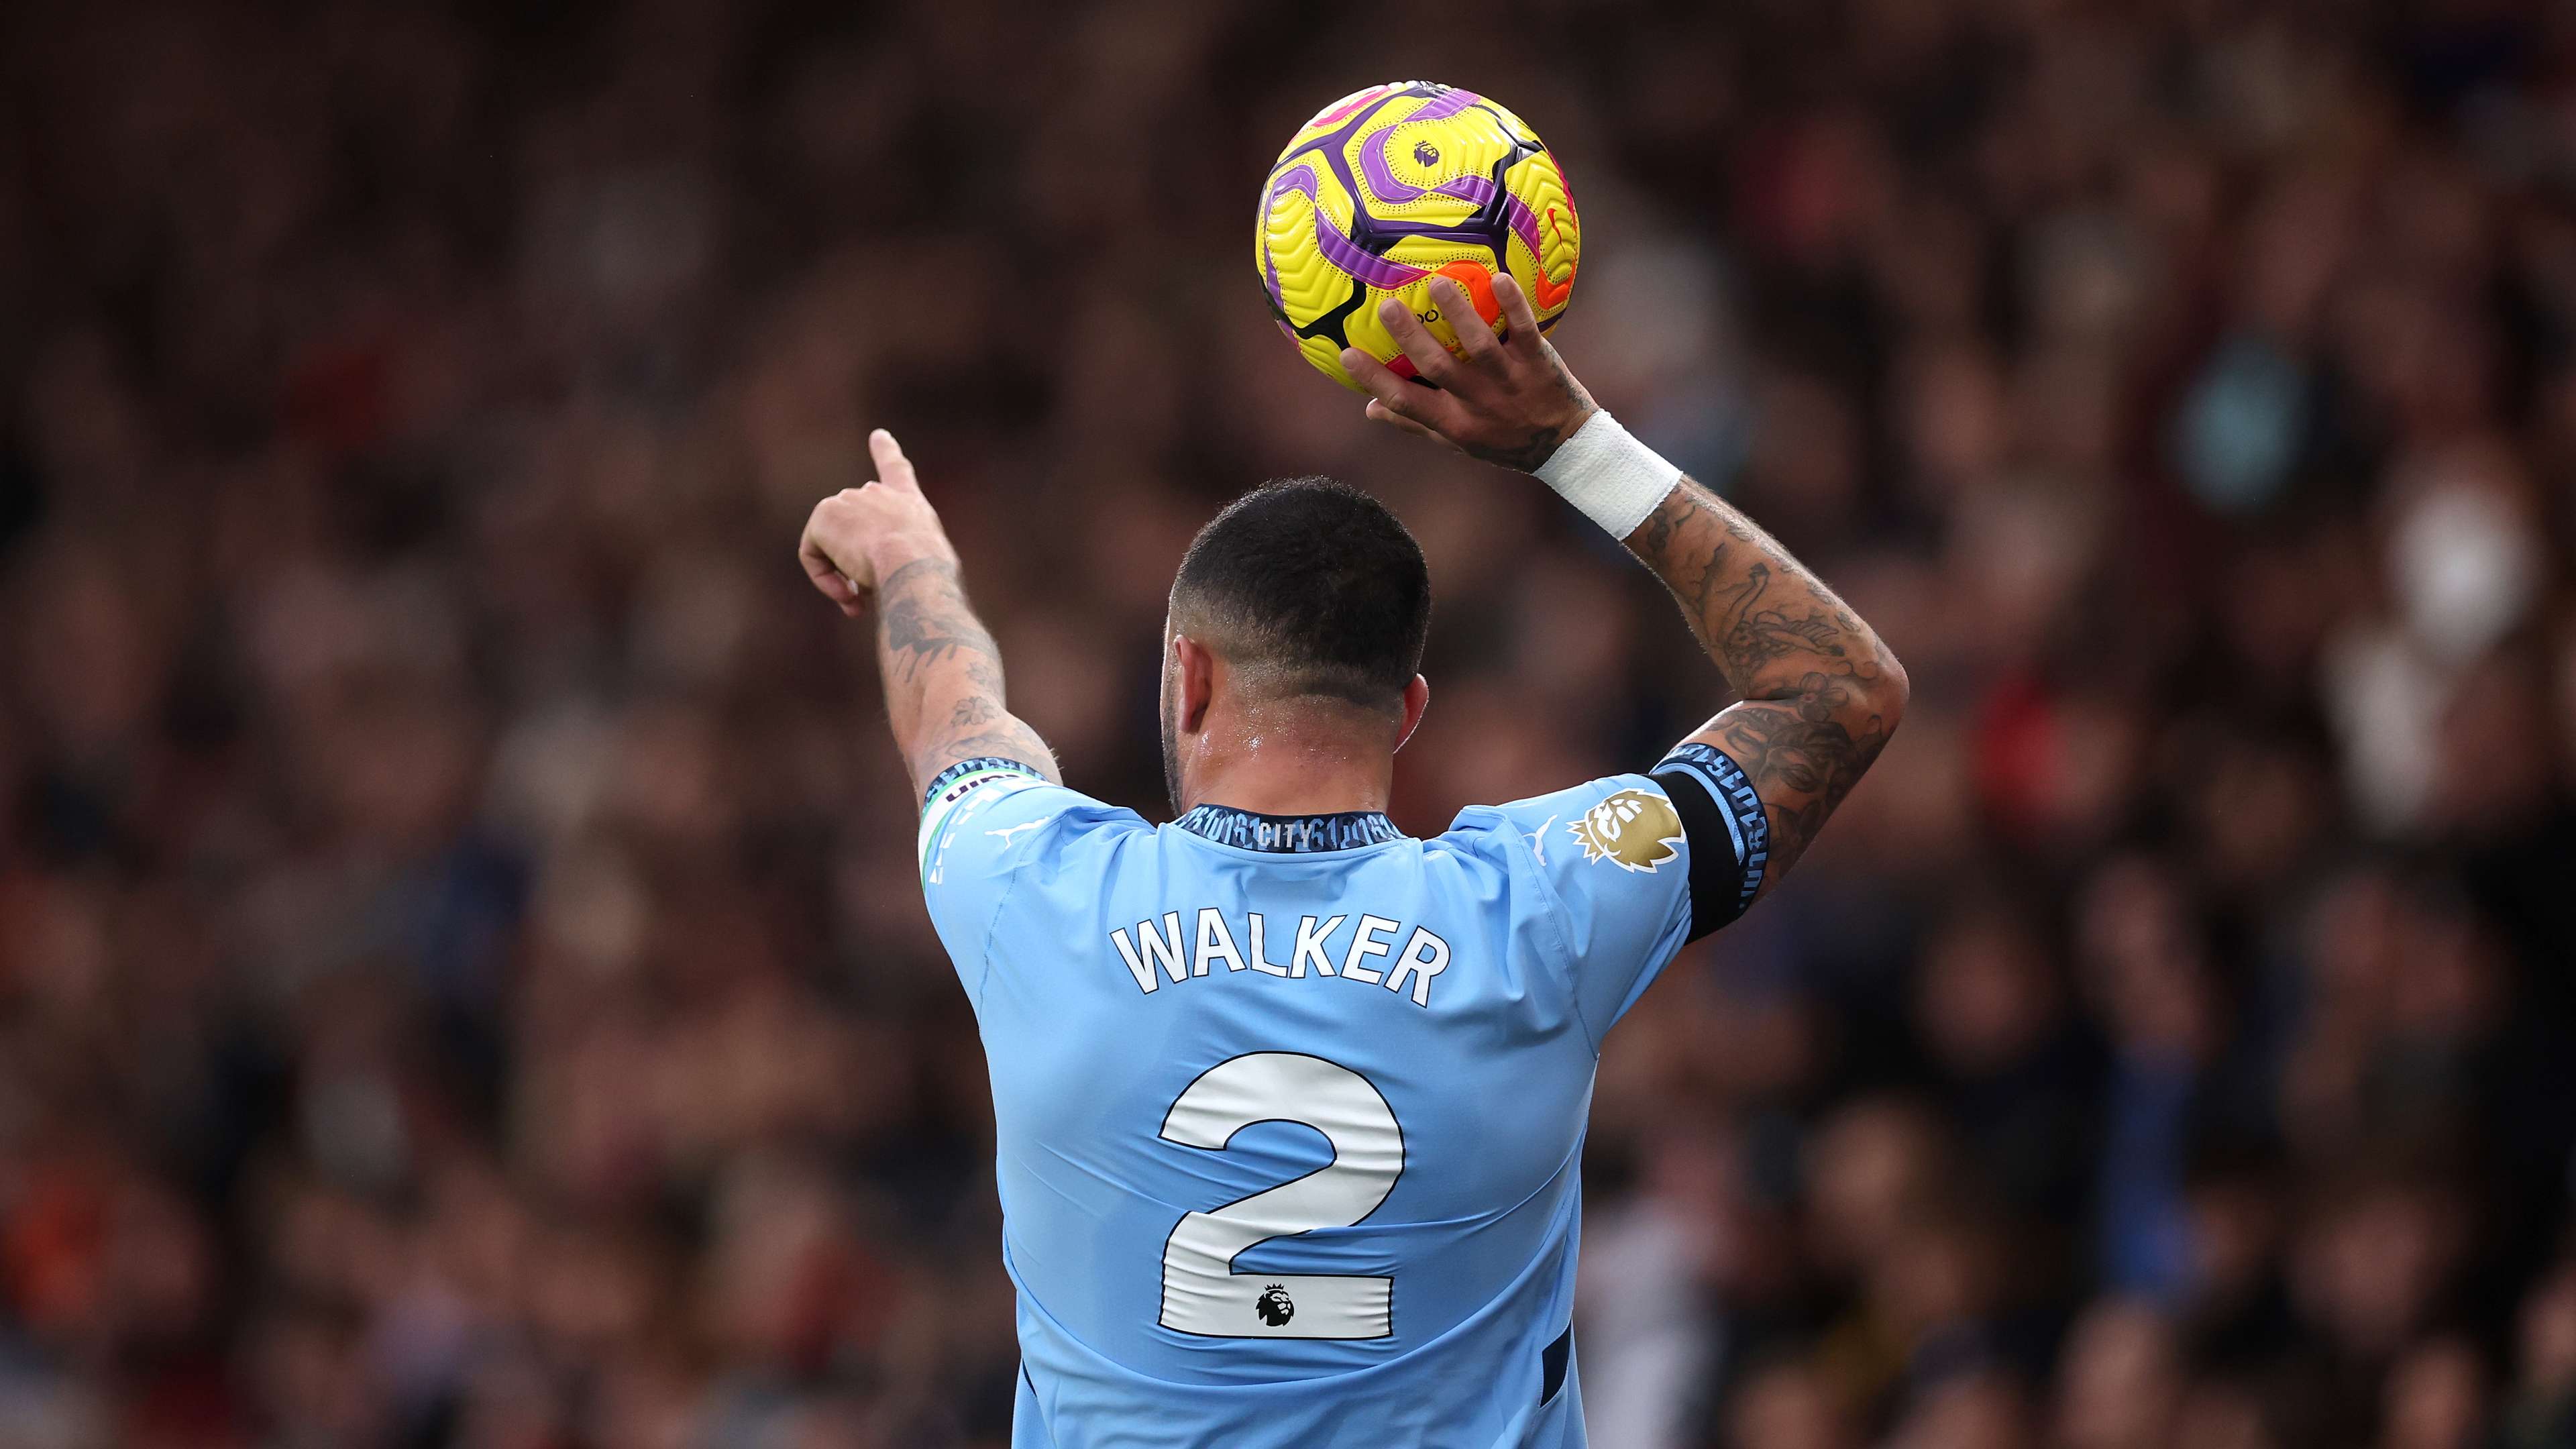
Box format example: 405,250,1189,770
915,757,1099,1000
1467,743,1770,1044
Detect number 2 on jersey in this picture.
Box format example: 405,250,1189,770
1158,1053,1405,1340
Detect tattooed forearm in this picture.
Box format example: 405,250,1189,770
878,559,1002,684
1624,477,1907,893
871,557,1062,796
1627,480,1884,701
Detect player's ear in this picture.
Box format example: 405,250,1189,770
1393,675,1429,753
1173,634,1216,735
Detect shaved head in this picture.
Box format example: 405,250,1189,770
1167,478,1432,713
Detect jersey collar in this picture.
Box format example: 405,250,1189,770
1171,803,1406,853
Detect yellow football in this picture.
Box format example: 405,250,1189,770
1255,82,1582,392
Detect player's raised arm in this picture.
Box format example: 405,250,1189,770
798,429,1063,800
1345,276,1906,899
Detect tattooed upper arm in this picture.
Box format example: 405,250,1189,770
1696,682,1896,884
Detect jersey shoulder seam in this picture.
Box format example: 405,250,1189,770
1456,805,1603,1056
968,800,1144,1004
970,863,1016,1006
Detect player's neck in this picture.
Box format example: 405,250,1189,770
1176,703,1397,818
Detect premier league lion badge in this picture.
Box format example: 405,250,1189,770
1568,788,1684,873
1254,1284,1295,1328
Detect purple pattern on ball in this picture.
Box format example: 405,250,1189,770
1357,123,1430,205
1265,162,1431,292
1258,84,1532,321
1431,173,1551,270
1409,87,1482,123
1355,88,1488,207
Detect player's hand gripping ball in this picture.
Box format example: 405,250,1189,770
1256,82,1580,392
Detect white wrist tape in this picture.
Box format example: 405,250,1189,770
1532,409,1681,539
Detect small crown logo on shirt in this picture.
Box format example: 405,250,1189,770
1254,1284,1295,1327
1568,789,1684,873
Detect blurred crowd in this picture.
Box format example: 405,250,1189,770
4,0,2576,1446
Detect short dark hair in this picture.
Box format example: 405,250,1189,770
1169,478,1431,713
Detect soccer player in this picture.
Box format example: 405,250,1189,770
798,274,1907,1448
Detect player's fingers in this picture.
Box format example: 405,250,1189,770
1344,348,1465,434
1434,276,1504,368
1364,398,1458,448
1377,297,1459,387
868,428,918,492
1491,273,1544,356
800,531,868,616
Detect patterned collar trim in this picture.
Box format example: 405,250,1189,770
1172,804,1406,853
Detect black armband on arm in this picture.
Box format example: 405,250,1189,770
1650,742,1771,939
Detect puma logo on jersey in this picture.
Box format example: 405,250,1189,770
988,817,1051,847
1569,788,1684,873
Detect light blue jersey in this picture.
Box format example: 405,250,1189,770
916,746,1766,1448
